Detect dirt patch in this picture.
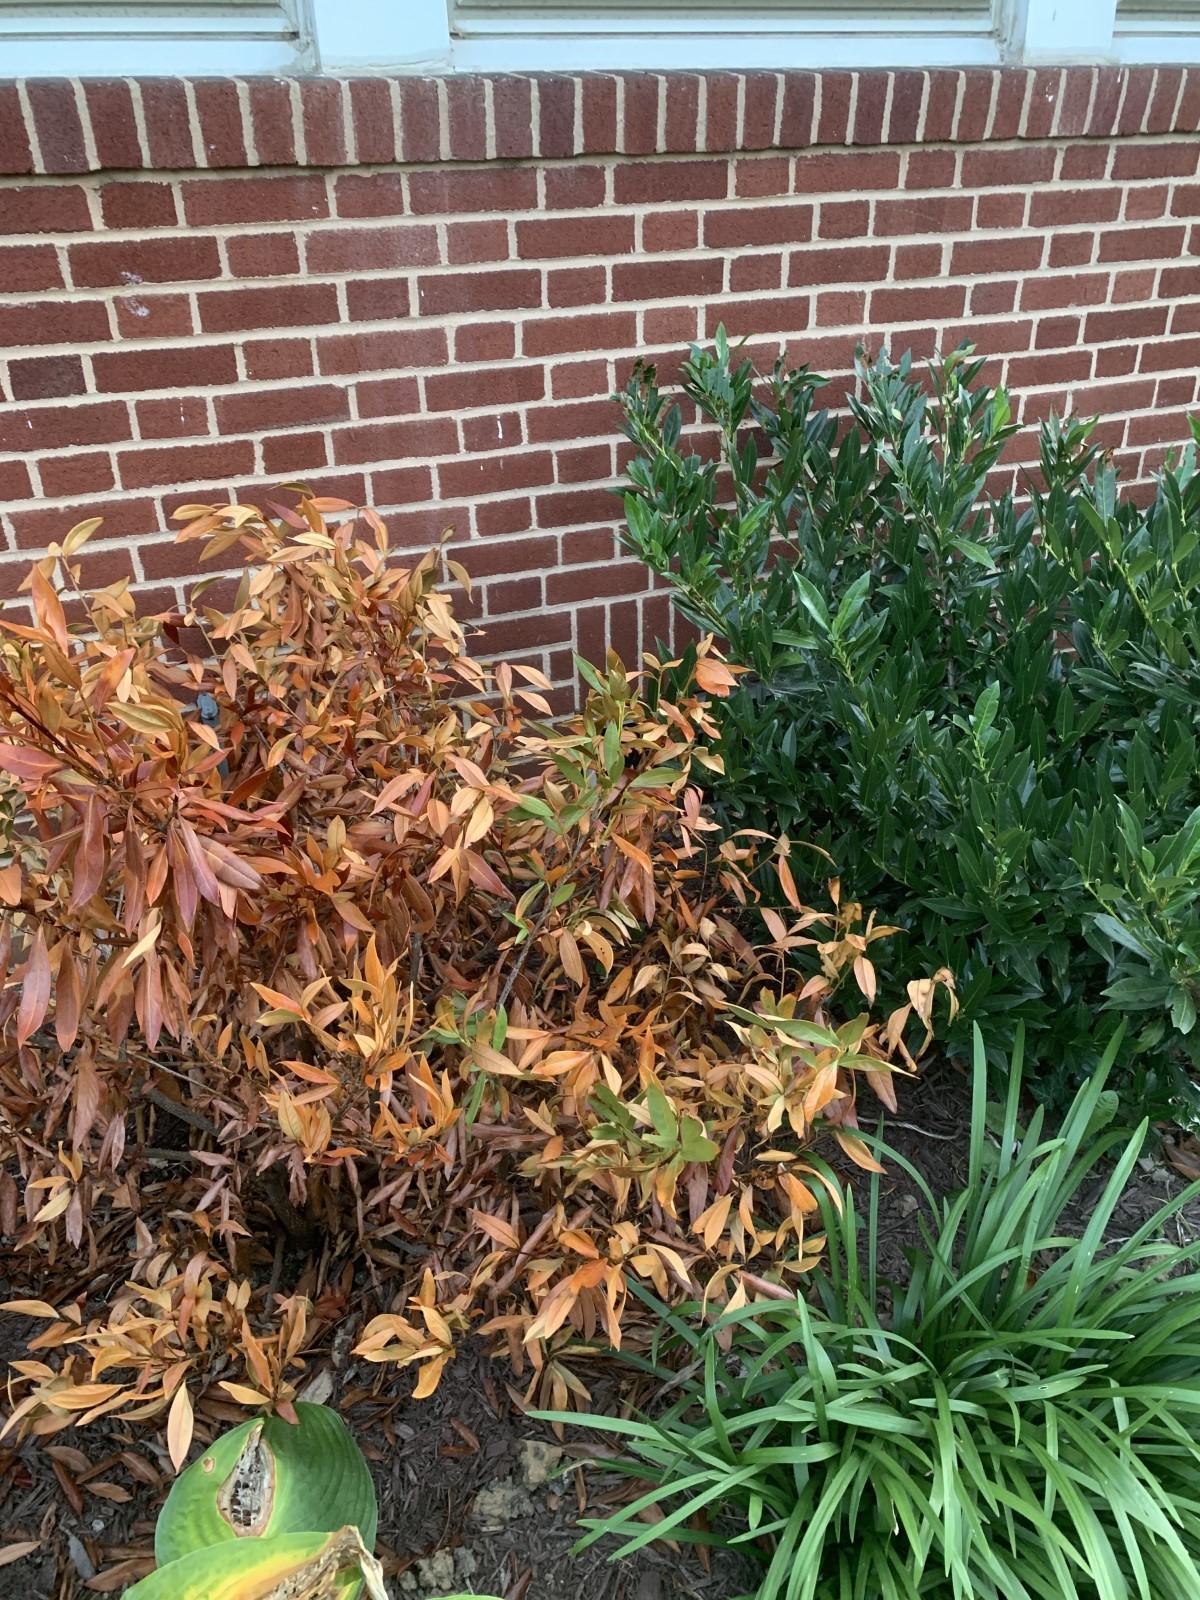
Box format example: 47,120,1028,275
3,1060,1197,1600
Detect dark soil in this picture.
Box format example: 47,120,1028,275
3,1059,1198,1600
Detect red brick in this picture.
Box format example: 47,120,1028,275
345,279,411,321
537,76,578,161
662,73,700,153
0,84,33,176
643,306,699,346
225,233,301,278
417,269,541,317
519,312,633,358
543,166,606,210
354,377,422,419
317,327,448,375
873,195,973,236
1098,224,1186,262
620,74,660,157
957,69,996,144
114,293,193,339
703,204,812,248
1020,273,1109,311
517,213,636,259
0,183,92,234
486,574,543,614
70,235,221,289
1160,263,1200,298
904,149,958,190
247,79,296,167
981,190,1033,232
1007,350,1093,388
99,181,178,230
0,458,33,501
1124,186,1169,222
426,364,544,412
815,289,866,327
306,225,438,274
453,323,515,363
39,450,116,498
1095,344,1138,378
545,266,607,308
397,77,441,164
93,342,237,393
8,354,85,401
1156,374,1196,406
580,74,619,154
789,244,889,285
193,79,247,168
350,78,397,166
0,299,108,346
1116,69,1158,138
215,384,349,434
969,279,1018,316
120,439,255,491
1024,68,1064,140
743,71,781,151
815,69,853,145
613,161,727,205
919,69,959,142
331,418,456,466
0,243,62,292
82,81,142,170
962,147,1057,187
183,175,328,227
894,243,943,280
703,296,810,338
300,77,347,167
371,465,434,505
445,76,487,162
642,212,700,252
139,80,195,168
818,200,869,240
547,561,645,605
27,80,87,174
262,431,329,477
551,359,610,400
612,256,724,301
1060,142,1110,182
1085,305,1171,343
1113,141,1199,181
951,236,1044,276
870,284,966,322
198,282,340,334
701,73,738,154
525,399,612,444
446,219,510,264
463,411,524,453
1111,267,1157,303
134,396,208,440
1029,188,1121,228
408,167,538,216
730,253,784,293
489,75,533,161
474,498,533,537
793,149,901,195
1171,184,1200,217
1047,232,1095,268
439,450,555,499
1034,314,1082,349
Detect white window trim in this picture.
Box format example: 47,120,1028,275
333,0,1190,72
0,0,313,75
2,0,1198,77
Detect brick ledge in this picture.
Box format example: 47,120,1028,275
1,66,1198,179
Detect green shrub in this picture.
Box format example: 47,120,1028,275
556,1026,1200,1600
619,332,1200,1113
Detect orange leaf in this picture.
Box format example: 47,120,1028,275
165,1382,193,1473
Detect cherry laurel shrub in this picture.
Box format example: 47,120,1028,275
620,332,1200,1115
0,496,945,1449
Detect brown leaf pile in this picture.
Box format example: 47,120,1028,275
0,495,952,1444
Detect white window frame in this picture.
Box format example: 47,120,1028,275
1,0,1197,76
0,0,313,75
350,0,1193,71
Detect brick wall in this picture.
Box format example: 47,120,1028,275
1,67,1199,692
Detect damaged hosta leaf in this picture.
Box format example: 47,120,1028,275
155,1404,377,1568
125,1526,386,1600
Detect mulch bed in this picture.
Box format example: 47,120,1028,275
3,1056,1198,1600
